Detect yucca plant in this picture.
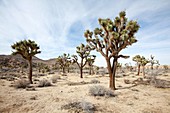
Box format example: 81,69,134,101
133,55,142,75
72,43,94,78
141,56,150,76
11,39,41,84
56,53,71,73
87,55,96,75
150,55,159,70
84,11,140,90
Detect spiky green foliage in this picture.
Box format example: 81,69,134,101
87,55,96,75
133,55,141,75
56,53,71,73
72,43,94,78
84,11,140,90
37,63,46,73
11,40,41,60
11,39,41,83
150,55,159,70
133,55,149,76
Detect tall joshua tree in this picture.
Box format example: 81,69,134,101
56,53,71,73
133,55,142,75
87,55,96,75
84,11,139,90
11,39,41,84
72,43,93,78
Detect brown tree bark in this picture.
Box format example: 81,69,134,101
80,58,83,78
106,57,117,90
28,58,33,84
137,64,140,75
142,66,145,76
62,67,65,73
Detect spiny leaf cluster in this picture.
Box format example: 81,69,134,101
11,39,41,60
84,11,140,59
133,55,149,66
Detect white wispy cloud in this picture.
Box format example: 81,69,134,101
0,0,170,66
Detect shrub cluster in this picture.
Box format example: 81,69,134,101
90,79,100,84
51,75,60,83
38,79,52,87
89,85,115,97
14,79,30,89
61,101,95,113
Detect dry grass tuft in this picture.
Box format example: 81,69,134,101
90,79,100,84
14,79,30,89
38,79,52,87
61,101,95,113
89,85,116,97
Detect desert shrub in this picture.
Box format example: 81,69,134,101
38,79,52,87
105,89,115,97
89,85,106,96
90,79,100,84
14,79,30,89
80,101,95,113
132,77,170,88
150,78,170,88
68,81,89,86
89,85,115,97
61,101,95,113
51,75,60,83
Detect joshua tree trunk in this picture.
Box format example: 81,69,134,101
106,57,117,90
80,67,83,78
62,67,65,73
89,66,92,75
28,58,33,84
137,64,140,75
80,58,83,78
142,66,145,76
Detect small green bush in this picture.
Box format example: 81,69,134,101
38,79,52,87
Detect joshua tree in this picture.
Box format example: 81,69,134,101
140,56,149,76
56,53,71,74
125,63,133,72
87,55,96,75
150,55,159,70
72,43,93,78
133,55,142,75
11,39,41,84
37,63,45,73
84,11,139,90
116,62,122,73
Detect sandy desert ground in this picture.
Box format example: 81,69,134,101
0,71,170,113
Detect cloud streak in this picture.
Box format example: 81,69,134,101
0,0,170,66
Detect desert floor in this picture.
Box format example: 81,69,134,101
0,72,170,113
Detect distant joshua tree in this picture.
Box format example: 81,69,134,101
72,43,93,78
133,55,142,75
11,39,41,84
56,53,71,74
37,63,45,73
84,11,139,90
133,55,149,76
150,55,159,70
140,56,149,76
87,55,96,75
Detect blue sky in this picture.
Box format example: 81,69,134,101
0,0,170,67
